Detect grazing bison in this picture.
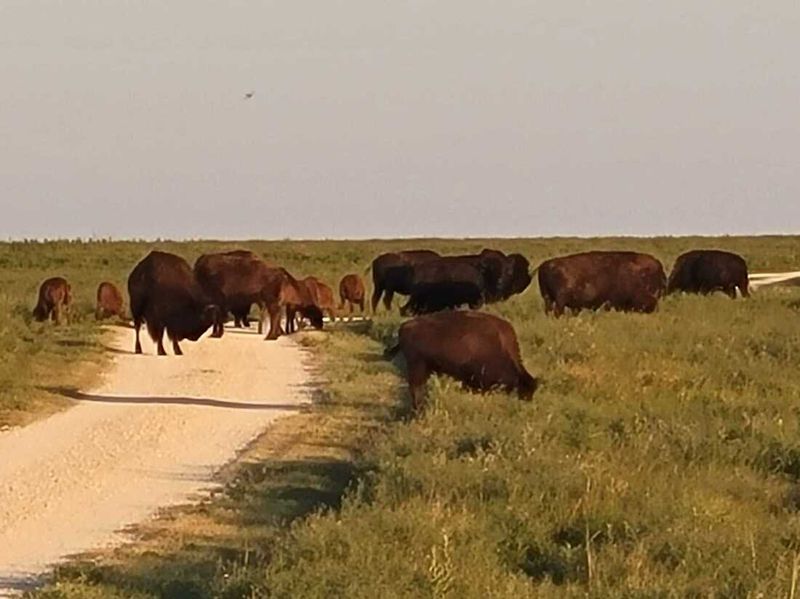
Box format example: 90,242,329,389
276,270,324,336
370,250,441,312
301,276,337,323
95,281,124,320
399,250,532,315
128,251,219,355
194,249,277,336
33,277,72,324
339,273,366,318
400,258,486,315
537,251,666,316
386,311,537,411
667,250,750,299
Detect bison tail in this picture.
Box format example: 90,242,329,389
383,343,401,361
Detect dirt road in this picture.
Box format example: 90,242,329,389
0,325,311,595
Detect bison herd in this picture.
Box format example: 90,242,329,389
32,246,751,410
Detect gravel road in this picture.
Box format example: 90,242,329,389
0,325,311,595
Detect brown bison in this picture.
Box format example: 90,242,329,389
370,249,441,312
274,270,324,336
537,251,666,316
194,249,277,336
667,250,750,299
33,277,72,324
191,250,321,340
128,251,220,355
95,281,124,320
386,311,537,411
339,273,366,318
398,250,532,315
300,276,337,323
399,258,486,315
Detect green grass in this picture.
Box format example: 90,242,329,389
3,235,799,597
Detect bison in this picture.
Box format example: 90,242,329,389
339,273,366,318
128,251,220,355
537,251,666,316
194,249,277,336
95,281,124,320
399,258,486,315
398,250,532,315
385,311,537,411
667,250,750,299
370,249,441,312
275,270,324,336
300,276,337,323
33,277,72,324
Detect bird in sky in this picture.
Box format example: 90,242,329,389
244,91,255,100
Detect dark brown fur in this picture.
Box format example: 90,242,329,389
33,277,72,324
194,250,276,336
387,311,537,412
398,250,532,315
370,250,441,312
667,250,750,299
338,273,366,317
128,251,219,355
537,251,666,316
95,281,124,320
400,258,486,315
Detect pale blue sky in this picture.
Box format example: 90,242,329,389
1,0,798,239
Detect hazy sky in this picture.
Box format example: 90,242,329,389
1,1,798,239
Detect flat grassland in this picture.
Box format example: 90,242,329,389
3,236,800,597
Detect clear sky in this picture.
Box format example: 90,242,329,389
1,1,798,240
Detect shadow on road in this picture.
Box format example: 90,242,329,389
39,386,307,412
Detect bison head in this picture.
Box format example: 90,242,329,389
301,305,324,329
178,304,220,341
506,253,532,296
518,369,538,401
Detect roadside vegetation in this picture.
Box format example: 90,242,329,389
2,236,799,596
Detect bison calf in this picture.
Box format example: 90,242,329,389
667,249,749,299
339,274,366,318
33,277,72,324
95,281,124,320
386,311,537,411
301,276,337,323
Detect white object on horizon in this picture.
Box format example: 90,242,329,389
748,271,800,290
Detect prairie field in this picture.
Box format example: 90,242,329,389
3,236,800,597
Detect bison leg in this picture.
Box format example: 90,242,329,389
371,286,383,313
210,314,224,338
134,318,144,354
739,278,750,298
725,286,737,300
172,337,183,356
265,304,282,340
152,326,167,356
383,290,395,311
406,358,430,413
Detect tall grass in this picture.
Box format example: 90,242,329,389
4,235,800,596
